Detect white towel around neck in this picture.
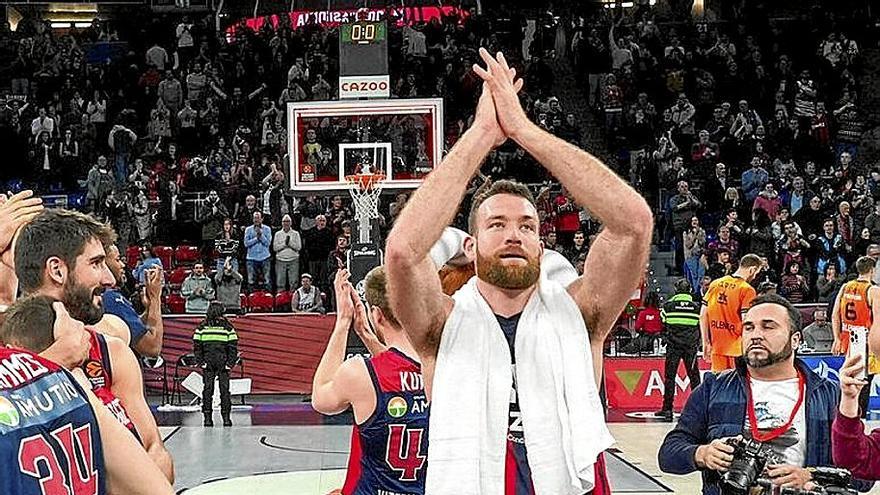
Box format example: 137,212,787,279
425,274,614,495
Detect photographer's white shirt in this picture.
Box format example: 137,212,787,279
746,377,807,467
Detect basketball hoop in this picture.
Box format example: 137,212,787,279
345,173,385,244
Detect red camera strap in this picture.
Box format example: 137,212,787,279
744,370,806,443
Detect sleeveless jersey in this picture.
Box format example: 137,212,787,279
836,279,880,373
496,314,608,495
82,329,139,441
342,348,429,495
838,279,872,354
0,347,107,495
702,275,757,356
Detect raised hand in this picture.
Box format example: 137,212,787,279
333,269,354,323
472,48,528,138
0,190,43,257
349,286,387,355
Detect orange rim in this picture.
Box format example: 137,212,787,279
345,174,386,191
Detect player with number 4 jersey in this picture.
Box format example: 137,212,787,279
313,267,428,495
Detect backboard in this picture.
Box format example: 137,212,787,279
287,98,443,193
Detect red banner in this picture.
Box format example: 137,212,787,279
144,314,335,395
604,357,711,411
227,6,468,36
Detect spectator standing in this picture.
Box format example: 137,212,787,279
683,216,707,291
304,214,334,284
802,309,833,353
214,258,243,314
181,262,215,314
199,190,229,257
291,273,324,314
146,42,169,71
656,279,702,421
243,211,271,290
669,181,702,275
108,124,137,185
816,219,847,276
214,218,240,273
564,230,588,265
779,261,809,303
158,71,183,117
30,107,55,140
273,214,302,292
816,264,844,304
741,157,769,204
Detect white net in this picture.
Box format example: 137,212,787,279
346,174,385,244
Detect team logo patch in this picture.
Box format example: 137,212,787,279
0,396,20,427
387,397,407,418
84,360,104,379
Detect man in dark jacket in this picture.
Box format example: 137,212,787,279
656,279,702,421
658,294,873,494
193,301,239,427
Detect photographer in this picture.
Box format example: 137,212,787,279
832,354,880,480
658,294,873,494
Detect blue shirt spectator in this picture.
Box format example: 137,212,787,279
243,213,272,262
741,159,769,204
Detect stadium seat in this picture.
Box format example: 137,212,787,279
274,291,293,312
152,245,174,268
174,244,201,266
248,291,275,313
167,267,190,289
125,246,141,270
165,293,186,314
239,293,249,313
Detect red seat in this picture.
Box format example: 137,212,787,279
125,246,140,270
274,291,293,312
239,293,249,312
165,293,186,314
153,245,174,268
248,291,275,313
174,245,201,266
167,267,190,289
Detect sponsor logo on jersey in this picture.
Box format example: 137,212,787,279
387,396,408,418
0,395,20,427
84,360,106,388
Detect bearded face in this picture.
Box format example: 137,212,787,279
62,271,105,325
475,244,541,290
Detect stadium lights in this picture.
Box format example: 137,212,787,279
602,0,654,9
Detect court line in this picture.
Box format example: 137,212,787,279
259,435,350,455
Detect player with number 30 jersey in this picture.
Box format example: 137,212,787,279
0,347,107,495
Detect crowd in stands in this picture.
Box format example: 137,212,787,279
1,3,877,313
580,5,876,304
0,7,585,313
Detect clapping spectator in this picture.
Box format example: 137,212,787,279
273,214,302,292
214,258,243,314
779,261,810,303
243,211,271,290
816,263,844,304
682,216,707,291
181,261,215,314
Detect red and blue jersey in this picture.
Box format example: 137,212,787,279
342,348,429,495
496,314,611,495
0,347,107,495
81,329,140,442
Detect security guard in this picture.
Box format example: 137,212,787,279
656,279,702,421
193,301,239,427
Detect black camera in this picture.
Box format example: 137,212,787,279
777,467,857,495
720,438,780,495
